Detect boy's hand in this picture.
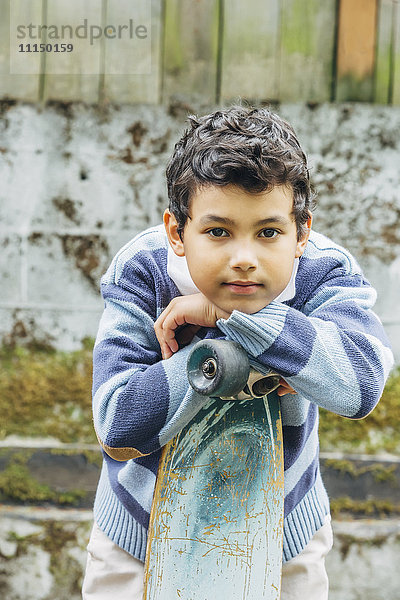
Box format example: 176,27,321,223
277,378,297,397
154,293,230,359
155,295,297,397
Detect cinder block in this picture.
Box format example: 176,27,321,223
0,234,23,302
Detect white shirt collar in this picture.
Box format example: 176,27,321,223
167,245,200,295
167,244,298,303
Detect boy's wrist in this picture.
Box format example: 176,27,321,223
214,304,231,322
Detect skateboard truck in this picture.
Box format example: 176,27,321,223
187,339,281,400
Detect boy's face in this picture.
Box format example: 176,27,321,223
165,184,311,314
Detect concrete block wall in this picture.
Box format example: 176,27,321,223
0,101,399,359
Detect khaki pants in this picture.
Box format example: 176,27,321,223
82,517,333,599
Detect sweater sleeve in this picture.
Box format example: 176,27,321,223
216,271,394,419
92,253,207,462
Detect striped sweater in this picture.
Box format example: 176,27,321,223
92,224,393,563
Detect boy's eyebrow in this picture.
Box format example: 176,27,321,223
199,214,293,227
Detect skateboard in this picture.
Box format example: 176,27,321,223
144,339,284,600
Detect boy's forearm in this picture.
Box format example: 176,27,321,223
93,338,208,460
93,278,215,460
216,300,393,419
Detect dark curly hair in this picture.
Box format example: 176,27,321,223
166,105,315,240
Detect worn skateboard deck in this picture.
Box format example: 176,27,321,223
144,341,284,600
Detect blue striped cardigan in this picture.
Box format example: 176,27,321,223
92,224,393,563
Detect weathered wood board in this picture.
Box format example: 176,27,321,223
336,0,378,102
220,0,280,103
42,0,102,104
103,0,161,105
374,0,394,104
144,393,284,600
3,0,42,101
279,0,337,103
162,0,220,104
2,0,400,105
393,0,400,105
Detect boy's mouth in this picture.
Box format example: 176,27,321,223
224,281,262,295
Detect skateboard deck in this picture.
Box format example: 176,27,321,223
144,340,284,600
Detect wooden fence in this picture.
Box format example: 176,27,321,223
0,0,399,105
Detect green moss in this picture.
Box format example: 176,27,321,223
330,496,400,519
336,73,374,102
371,464,397,484
0,455,86,505
324,459,397,484
324,458,360,477
1,340,399,455
281,0,321,57
336,532,389,560
49,448,102,468
0,462,52,502
7,520,90,596
319,367,400,455
0,339,96,443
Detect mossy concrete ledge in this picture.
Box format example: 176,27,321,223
0,506,92,600
0,506,399,600
2,445,400,512
327,519,400,600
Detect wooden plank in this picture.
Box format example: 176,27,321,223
393,0,400,104
1,0,42,101
102,0,160,104
220,0,280,103
336,0,378,101
279,0,337,103
42,0,102,103
374,0,394,103
162,0,220,104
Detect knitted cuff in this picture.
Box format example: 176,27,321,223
216,301,289,357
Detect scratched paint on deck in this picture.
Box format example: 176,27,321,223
144,394,284,600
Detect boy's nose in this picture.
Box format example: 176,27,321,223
229,245,258,271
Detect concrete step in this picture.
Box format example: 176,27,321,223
0,505,399,600
320,451,400,516
328,518,400,600
0,442,100,509
1,442,400,513
1,441,400,598
0,505,92,600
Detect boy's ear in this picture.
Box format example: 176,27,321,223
295,214,312,258
163,209,185,257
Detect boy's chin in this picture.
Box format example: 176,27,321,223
217,298,272,316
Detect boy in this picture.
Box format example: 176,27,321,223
82,106,393,599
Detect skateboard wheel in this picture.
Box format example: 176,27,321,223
187,339,250,397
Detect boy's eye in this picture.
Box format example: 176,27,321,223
208,228,228,237
259,228,279,238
